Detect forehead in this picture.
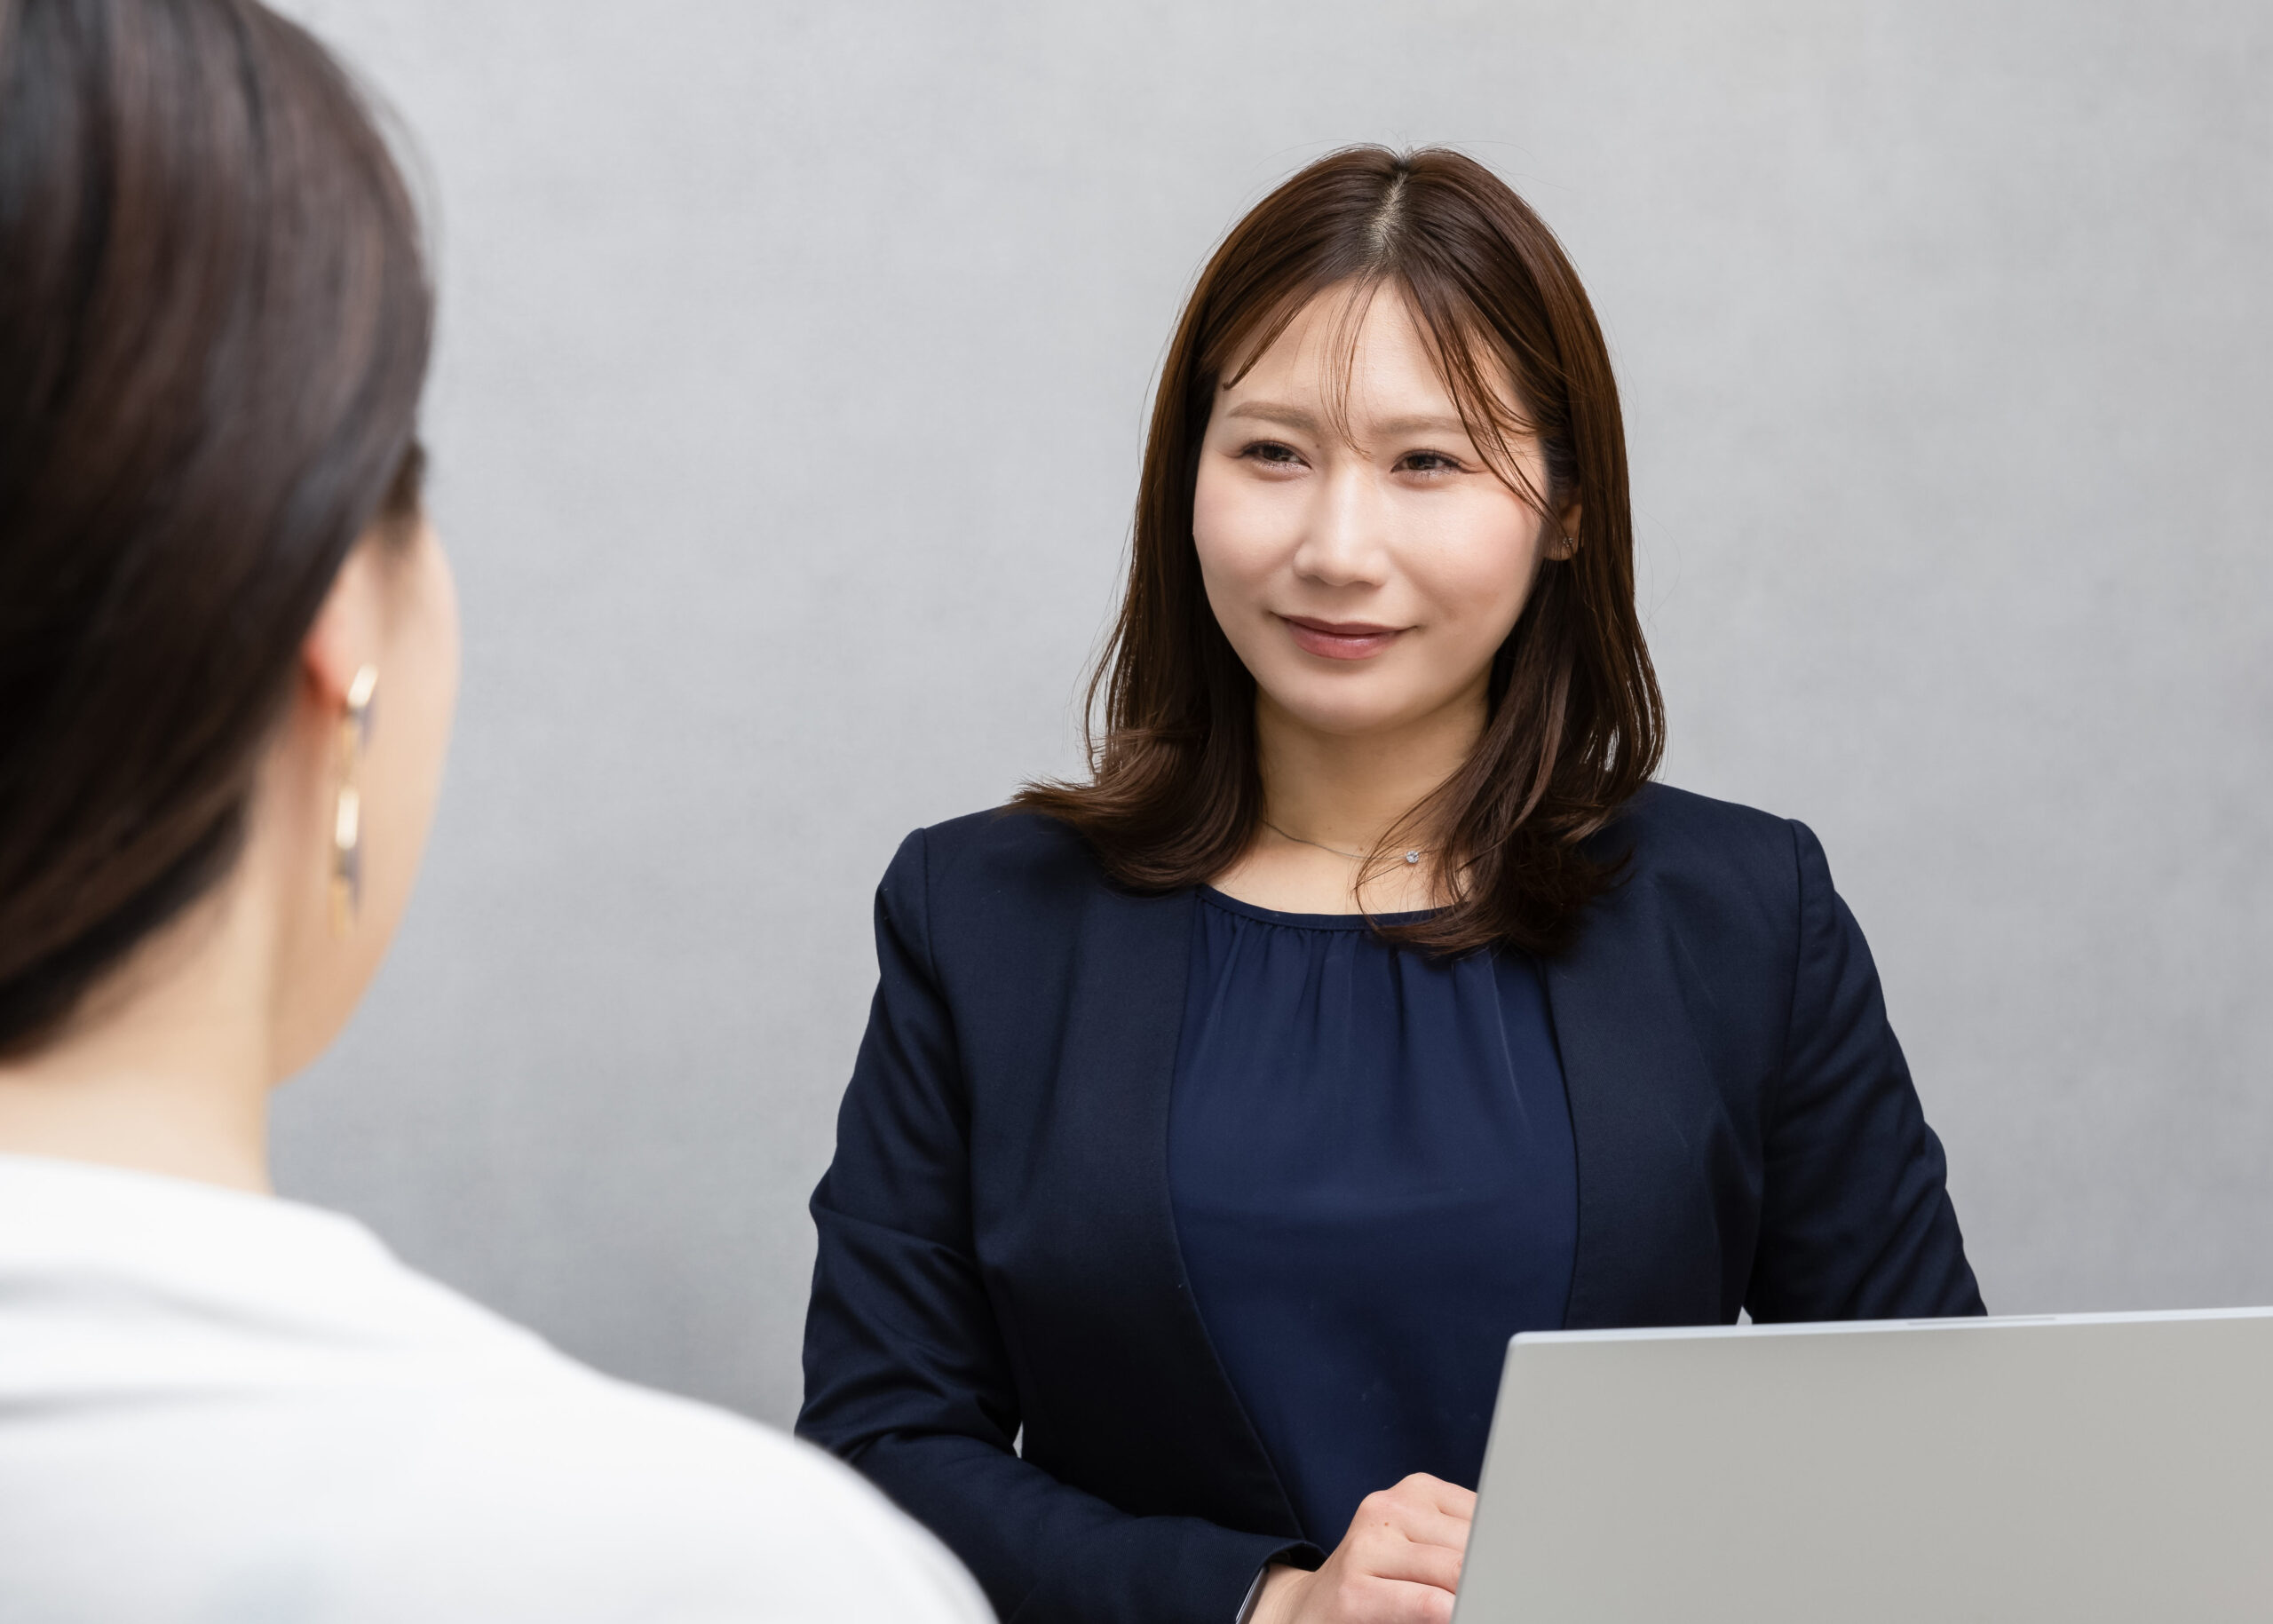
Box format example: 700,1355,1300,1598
1217,280,1525,440
1224,283,1445,406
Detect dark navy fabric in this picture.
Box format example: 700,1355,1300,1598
798,786,1985,1624
1168,888,1577,1547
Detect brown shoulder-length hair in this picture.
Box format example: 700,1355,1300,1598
1016,145,1662,955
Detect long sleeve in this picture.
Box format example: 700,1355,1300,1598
797,830,1313,1624
1745,820,1985,1321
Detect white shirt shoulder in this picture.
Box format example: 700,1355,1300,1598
0,1155,993,1624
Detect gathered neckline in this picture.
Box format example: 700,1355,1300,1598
1196,885,1440,932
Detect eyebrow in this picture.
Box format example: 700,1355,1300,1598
1220,400,1475,440
1221,401,1324,433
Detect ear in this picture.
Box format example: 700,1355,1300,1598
1554,498,1584,559
299,539,387,711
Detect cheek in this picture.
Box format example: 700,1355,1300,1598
429,548,463,709
409,531,460,677
1407,501,1541,638
1191,460,1290,598
386,535,461,799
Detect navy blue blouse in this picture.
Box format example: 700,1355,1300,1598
1166,887,1580,1549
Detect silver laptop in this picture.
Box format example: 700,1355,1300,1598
1454,1308,2273,1622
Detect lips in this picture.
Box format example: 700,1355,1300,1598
1279,614,1405,661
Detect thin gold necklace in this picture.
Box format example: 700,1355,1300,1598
1262,818,1425,867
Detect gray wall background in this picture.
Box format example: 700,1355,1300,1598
268,0,2273,1428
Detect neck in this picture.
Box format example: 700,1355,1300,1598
1255,678,1489,854
0,871,278,1194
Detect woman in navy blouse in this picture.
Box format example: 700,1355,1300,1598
799,147,1983,1624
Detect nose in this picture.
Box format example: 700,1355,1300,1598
1289,461,1389,590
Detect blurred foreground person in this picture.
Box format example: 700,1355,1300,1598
0,3,989,1620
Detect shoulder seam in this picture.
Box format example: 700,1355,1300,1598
1767,817,1810,1133
910,825,943,988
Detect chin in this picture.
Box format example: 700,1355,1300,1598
1268,683,1421,740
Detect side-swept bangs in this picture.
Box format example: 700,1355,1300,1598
1018,146,1663,955
1211,271,1561,526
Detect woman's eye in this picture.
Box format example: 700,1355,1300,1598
1239,440,1303,468
1398,450,1463,475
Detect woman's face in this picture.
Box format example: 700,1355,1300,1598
1192,283,1564,742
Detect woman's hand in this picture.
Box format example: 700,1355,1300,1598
1251,1474,1475,1624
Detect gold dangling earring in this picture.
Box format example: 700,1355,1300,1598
329,665,379,938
